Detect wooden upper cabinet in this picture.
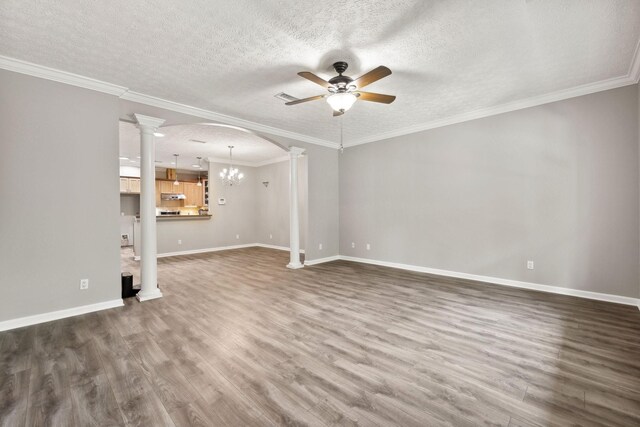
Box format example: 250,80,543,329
155,179,201,206
195,184,204,206
159,180,175,194
128,178,140,193
181,182,204,206
119,178,129,193
183,182,196,206
120,177,140,194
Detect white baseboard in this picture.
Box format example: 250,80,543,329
0,299,124,332
339,256,640,308
157,243,257,258
305,255,341,266
133,243,306,260
255,243,305,253
136,289,163,302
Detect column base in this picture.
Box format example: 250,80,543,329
287,262,304,269
136,288,163,302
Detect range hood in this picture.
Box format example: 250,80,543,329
161,193,186,201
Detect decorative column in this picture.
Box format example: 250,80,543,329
134,114,165,301
287,146,305,269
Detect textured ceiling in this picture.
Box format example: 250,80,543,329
2,1,639,144
119,122,287,169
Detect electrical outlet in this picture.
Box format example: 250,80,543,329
269,234,273,239
80,279,89,290
318,243,323,250
178,239,182,245
351,242,355,248
366,243,371,250
236,234,240,239
527,261,534,270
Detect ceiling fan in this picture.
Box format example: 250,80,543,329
286,61,396,116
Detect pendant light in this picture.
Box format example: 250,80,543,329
219,146,244,186
173,154,179,185
196,157,203,187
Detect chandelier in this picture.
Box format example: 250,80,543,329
219,145,244,186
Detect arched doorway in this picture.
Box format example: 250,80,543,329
118,119,308,294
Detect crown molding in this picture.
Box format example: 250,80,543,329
121,90,339,149
2,51,638,151
206,154,289,168
253,155,290,167
629,38,640,83
0,55,128,96
345,73,637,148
0,55,338,150
207,157,258,167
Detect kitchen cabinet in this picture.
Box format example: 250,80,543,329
183,182,204,206
159,180,176,194
195,184,204,206
128,178,140,193
120,177,140,194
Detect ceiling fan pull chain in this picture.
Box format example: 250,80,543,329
340,115,344,153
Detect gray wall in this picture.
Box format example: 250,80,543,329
120,194,140,216
153,158,308,255
155,161,259,253
120,194,139,245
261,135,340,262
340,84,640,298
120,99,340,263
255,158,307,250
0,70,121,321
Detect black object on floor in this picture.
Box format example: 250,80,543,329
121,272,139,298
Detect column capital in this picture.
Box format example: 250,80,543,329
288,146,305,157
134,114,165,130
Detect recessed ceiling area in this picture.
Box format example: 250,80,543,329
118,122,287,169
2,1,639,144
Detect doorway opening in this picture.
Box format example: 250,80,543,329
118,120,308,290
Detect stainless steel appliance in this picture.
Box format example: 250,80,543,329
161,193,186,201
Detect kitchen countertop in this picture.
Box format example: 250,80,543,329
135,215,212,221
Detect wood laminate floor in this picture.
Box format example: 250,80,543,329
2,247,640,426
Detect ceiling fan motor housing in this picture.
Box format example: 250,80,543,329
329,61,354,92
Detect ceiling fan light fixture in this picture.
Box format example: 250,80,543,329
326,92,357,112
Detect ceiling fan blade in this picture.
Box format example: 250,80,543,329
333,110,344,117
355,91,396,104
285,94,326,106
353,66,392,89
298,71,332,89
